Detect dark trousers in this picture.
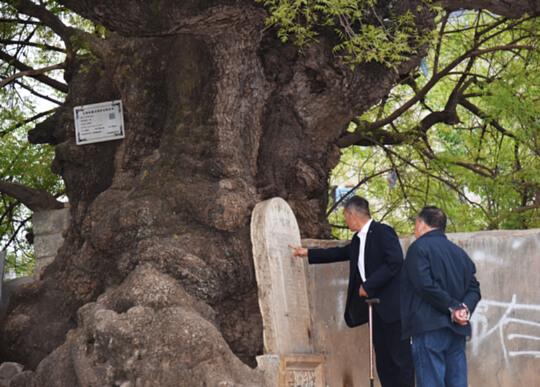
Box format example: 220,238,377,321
411,328,467,387
373,311,415,387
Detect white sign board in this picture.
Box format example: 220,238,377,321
74,100,125,145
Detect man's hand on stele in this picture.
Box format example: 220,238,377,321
289,245,308,257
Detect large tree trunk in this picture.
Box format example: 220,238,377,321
3,0,513,385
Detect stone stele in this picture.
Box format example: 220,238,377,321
251,197,313,354
251,198,325,387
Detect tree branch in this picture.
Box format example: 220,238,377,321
0,50,67,93
0,200,18,226
0,180,64,211
5,0,108,61
372,44,531,128
339,42,533,146
458,98,517,139
0,108,57,137
2,216,30,252
383,142,492,219
5,0,76,44
383,150,416,212
326,168,391,216
337,28,524,149
448,160,495,177
0,62,65,88
0,39,65,53
0,17,40,25
14,80,63,105
339,34,517,149
338,109,460,148
433,12,449,75
442,0,540,19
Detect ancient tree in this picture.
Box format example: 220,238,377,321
0,0,538,385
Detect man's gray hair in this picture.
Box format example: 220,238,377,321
344,196,371,217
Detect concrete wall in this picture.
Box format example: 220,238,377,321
31,208,69,277
303,229,540,387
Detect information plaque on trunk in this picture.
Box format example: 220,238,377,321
74,100,125,145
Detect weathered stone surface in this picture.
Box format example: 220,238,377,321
33,234,64,260
0,277,71,369
257,349,326,386
0,362,23,384
19,265,264,387
280,355,325,387
33,257,55,279
32,209,69,236
251,198,313,355
8,370,35,387
448,229,540,387
0,277,35,325
256,355,280,387
29,209,70,278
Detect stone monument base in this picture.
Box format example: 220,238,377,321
257,354,325,387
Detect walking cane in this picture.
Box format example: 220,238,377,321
365,298,380,387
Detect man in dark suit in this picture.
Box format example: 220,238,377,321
401,206,481,387
291,196,414,387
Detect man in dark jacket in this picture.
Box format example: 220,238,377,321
291,196,414,387
401,206,481,387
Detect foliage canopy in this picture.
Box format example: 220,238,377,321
328,10,540,237
258,0,433,67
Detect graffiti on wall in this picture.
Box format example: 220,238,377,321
471,294,540,364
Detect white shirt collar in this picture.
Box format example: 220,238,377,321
357,218,373,237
